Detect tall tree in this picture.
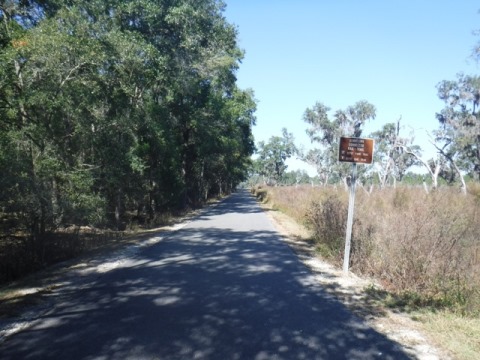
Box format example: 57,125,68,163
1,4,111,234
256,128,296,185
436,74,480,181
370,119,420,188
303,148,335,186
303,100,376,187
0,0,256,237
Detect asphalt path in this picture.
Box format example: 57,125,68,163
0,190,410,359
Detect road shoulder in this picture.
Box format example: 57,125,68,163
260,200,452,360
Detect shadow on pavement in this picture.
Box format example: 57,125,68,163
0,191,413,360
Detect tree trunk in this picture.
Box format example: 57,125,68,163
114,188,125,230
342,177,349,192
440,151,467,195
402,146,440,191
423,177,429,194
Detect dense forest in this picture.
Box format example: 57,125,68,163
0,0,256,281
0,0,256,236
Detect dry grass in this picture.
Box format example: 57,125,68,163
358,188,480,314
252,184,480,359
253,185,480,315
414,310,480,360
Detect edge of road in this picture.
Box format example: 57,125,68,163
0,191,451,359
0,195,228,343
257,193,452,360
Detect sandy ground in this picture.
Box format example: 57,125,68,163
0,198,452,359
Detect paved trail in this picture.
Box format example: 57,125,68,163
0,190,410,359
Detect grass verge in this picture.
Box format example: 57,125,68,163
413,310,480,360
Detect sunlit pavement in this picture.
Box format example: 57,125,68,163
0,190,411,360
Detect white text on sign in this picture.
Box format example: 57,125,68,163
338,137,374,164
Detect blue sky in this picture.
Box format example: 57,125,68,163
224,1,480,174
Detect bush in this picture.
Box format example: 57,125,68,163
251,186,269,202
306,195,347,261
361,189,480,314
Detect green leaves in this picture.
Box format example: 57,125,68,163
256,128,296,185
0,0,255,233
436,73,480,179
302,100,376,185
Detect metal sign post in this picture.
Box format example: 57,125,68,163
338,137,374,274
343,162,357,274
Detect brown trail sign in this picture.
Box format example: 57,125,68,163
339,137,374,164
338,137,375,274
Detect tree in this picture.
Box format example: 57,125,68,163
191,87,256,200
302,148,336,186
256,128,296,185
278,169,312,186
0,0,255,236
370,119,420,188
1,4,113,234
303,100,376,188
436,74,480,182
395,139,443,193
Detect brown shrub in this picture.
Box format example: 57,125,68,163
263,185,328,220
251,185,269,202
258,185,480,314
367,192,474,277
305,194,347,261
468,182,480,204
359,189,479,313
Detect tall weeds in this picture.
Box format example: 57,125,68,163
257,185,480,315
